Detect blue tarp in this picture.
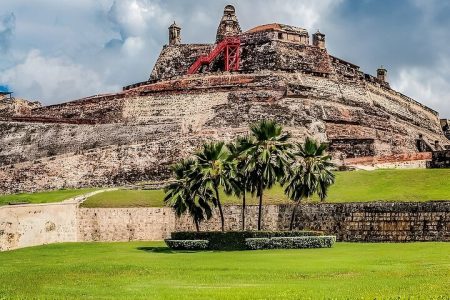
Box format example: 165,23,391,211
0,85,11,94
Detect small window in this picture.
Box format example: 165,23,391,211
278,32,283,40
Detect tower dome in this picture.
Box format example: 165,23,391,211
216,5,242,42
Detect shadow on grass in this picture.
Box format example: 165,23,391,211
137,246,257,254
136,246,206,254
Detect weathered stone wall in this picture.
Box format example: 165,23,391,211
441,119,450,140
429,150,450,168
0,98,41,118
150,44,213,81
175,203,450,242
76,202,450,243
344,152,432,169
2,202,449,251
27,94,126,123
77,208,175,242
0,73,447,194
289,202,450,242
0,202,78,251
175,205,282,232
0,142,179,194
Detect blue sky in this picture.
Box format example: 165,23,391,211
0,0,449,117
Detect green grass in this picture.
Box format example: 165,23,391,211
0,242,448,299
82,169,450,208
0,188,97,206
81,189,165,208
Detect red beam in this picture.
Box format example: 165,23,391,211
187,37,240,75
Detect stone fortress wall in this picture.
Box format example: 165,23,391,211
0,72,447,194
0,5,449,194
2,201,449,251
0,202,78,251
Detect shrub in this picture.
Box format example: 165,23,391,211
245,238,271,250
245,236,336,250
170,231,324,250
165,239,209,250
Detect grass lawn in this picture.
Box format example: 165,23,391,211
81,189,165,208
0,242,448,299
0,188,98,207
82,169,450,208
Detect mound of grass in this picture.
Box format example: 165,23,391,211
0,188,98,207
82,169,450,208
328,168,450,202
81,189,165,208
4,169,449,208
0,242,448,299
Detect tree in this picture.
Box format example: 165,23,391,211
194,142,238,232
228,136,255,231
246,120,293,231
164,159,213,232
284,137,335,230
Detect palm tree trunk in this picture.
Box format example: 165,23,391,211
289,201,300,231
194,219,200,232
214,185,225,232
241,187,246,231
257,181,263,231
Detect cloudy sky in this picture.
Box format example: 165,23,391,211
0,0,449,117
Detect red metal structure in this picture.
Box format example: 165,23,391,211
187,37,240,74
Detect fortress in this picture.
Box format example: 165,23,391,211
0,5,449,194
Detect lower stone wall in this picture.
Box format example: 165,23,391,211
78,202,449,243
176,202,450,242
174,205,282,232
0,202,78,251
77,208,176,242
289,202,450,242
1,202,449,251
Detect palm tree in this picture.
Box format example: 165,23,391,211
284,137,335,230
194,142,238,232
228,136,255,231
246,120,293,231
164,159,213,231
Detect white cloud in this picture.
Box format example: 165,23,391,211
108,0,172,39
238,0,344,31
121,36,145,56
0,50,119,103
392,59,450,118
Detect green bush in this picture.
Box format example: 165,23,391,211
245,236,336,250
165,239,209,250
245,238,271,250
170,231,324,250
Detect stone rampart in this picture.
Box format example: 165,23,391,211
175,203,450,242
0,72,448,194
0,202,78,251
77,207,175,242
289,202,449,242
2,202,448,251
